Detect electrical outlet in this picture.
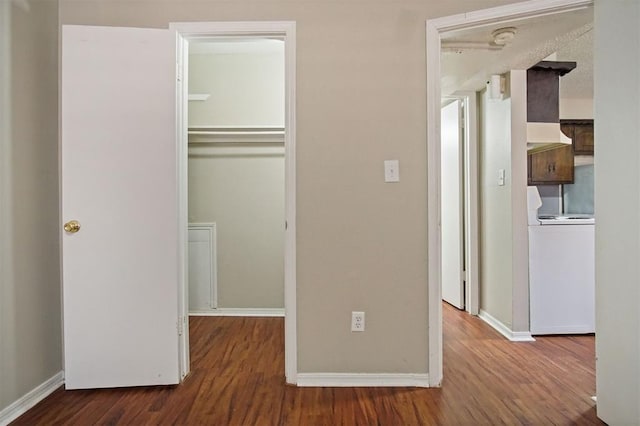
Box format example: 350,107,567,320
351,311,365,332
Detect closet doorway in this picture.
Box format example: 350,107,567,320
173,22,297,384
186,39,286,316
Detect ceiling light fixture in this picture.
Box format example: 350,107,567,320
491,27,517,46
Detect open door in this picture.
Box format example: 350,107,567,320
61,25,180,389
441,99,465,309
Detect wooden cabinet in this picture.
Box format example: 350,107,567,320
561,119,594,155
528,145,574,185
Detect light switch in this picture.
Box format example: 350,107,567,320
384,160,400,183
498,169,505,186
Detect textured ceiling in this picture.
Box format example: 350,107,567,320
441,7,593,98
556,29,593,98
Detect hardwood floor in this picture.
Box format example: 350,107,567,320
12,304,603,425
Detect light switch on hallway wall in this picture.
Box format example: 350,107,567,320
384,160,400,183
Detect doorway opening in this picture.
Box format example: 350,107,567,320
186,38,285,316
172,22,297,384
426,0,594,386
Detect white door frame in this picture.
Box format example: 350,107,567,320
443,91,479,315
440,97,465,310
426,0,593,387
170,21,297,384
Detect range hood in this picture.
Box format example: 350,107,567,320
527,61,576,151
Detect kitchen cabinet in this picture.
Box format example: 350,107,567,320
528,145,574,185
561,119,594,155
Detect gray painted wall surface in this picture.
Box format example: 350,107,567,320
6,2,640,424
0,0,62,413
59,0,527,375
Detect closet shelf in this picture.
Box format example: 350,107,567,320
188,126,285,144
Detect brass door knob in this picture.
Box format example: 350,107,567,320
64,220,81,233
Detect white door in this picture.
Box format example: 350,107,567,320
441,100,465,309
61,25,180,389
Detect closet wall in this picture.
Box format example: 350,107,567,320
188,40,285,310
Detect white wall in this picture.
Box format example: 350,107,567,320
479,71,529,333
594,0,640,423
188,145,285,309
188,47,285,309
0,0,62,414
188,42,284,127
480,84,514,327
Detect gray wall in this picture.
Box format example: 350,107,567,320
563,164,594,214
0,0,62,413
7,3,639,424
59,0,523,375
594,0,640,423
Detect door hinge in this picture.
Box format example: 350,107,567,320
176,62,182,82
177,316,185,336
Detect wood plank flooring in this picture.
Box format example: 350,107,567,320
12,304,603,425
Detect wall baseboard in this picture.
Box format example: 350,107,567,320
296,373,430,388
479,310,535,342
189,308,284,317
0,371,64,426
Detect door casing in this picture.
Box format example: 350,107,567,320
170,21,297,384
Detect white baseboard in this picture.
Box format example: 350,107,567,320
479,310,535,342
297,373,430,388
189,308,284,317
0,371,64,426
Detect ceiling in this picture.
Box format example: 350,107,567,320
441,7,594,98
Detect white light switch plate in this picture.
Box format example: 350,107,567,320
384,160,400,182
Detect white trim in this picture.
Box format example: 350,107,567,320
171,21,297,385
426,19,443,389
446,91,480,316
458,91,480,316
283,22,298,387
430,0,592,34
189,308,285,317
0,371,64,426
479,310,535,342
297,373,430,388
426,0,593,388
174,30,191,382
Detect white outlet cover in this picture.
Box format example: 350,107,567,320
351,311,365,332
